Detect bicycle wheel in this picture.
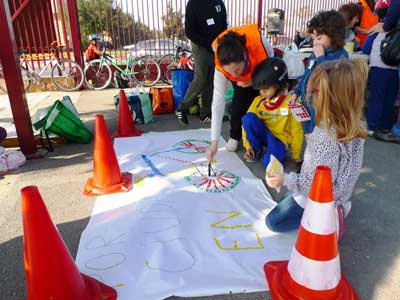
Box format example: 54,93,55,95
132,56,161,87
0,64,31,92
158,54,176,84
51,59,84,91
84,59,112,90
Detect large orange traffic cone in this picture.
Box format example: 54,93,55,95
84,114,132,196
264,165,358,300
21,186,117,300
113,89,142,137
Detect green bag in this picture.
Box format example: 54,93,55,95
44,100,92,143
137,93,154,124
32,96,79,131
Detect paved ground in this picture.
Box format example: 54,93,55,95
0,89,399,299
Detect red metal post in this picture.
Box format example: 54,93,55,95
257,0,263,29
0,0,36,155
66,0,83,67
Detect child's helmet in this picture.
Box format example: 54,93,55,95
252,57,288,90
375,0,391,10
90,34,100,41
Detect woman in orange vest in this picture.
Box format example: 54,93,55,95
356,0,379,47
206,24,274,161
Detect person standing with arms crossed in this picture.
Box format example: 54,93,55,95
205,24,275,161
175,0,227,125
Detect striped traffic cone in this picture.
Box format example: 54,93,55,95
264,165,358,300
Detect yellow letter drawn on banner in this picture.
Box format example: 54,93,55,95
207,210,252,229
212,234,264,251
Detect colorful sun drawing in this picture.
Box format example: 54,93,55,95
173,139,211,154
184,169,240,193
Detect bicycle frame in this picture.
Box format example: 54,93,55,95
99,53,139,77
21,54,59,79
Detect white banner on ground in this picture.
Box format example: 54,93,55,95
76,129,296,300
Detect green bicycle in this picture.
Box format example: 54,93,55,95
84,44,161,90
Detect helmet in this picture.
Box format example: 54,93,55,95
90,34,100,41
375,0,391,10
252,57,288,90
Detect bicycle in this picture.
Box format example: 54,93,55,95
84,43,161,90
158,37,194,85
0,41,84,93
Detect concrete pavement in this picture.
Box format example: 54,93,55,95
0,89,399,299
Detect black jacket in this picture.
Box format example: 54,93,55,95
185,0,228,52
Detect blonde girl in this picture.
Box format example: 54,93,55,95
265,59,368,240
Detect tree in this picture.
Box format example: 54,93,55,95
161,1,184,38
77,0,153,49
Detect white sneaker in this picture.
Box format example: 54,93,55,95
225,138,239,152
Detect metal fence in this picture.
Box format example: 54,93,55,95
9,0,355,70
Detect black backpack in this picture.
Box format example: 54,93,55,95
380,27,400,66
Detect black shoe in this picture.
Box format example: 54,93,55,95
374,130,400,143
200,115,212,123
175,110,188,126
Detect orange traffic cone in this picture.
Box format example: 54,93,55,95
264,165,358,300
113,89,142,137
21,186,117,300
84,114,132,196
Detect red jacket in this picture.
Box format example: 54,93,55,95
85,44,102,60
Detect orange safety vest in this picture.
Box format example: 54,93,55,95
212,24,268,82
356,0,379,47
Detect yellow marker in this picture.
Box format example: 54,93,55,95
207,210,252,229
212,233,264,251
115,283,124,287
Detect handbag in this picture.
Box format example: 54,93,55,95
380,27,400,66
171,69,194,109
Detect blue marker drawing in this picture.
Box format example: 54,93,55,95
142,154,164,177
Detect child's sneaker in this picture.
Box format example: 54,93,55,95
175,109,188,126
225,138,239,152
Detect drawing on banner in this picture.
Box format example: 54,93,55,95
85,252,127,270
208,210,265,251
85,234,127,250
208,210,252,229
144,238,196,272
213,233,264,251
185,168,240,193
139,203,182,234
173,139,210,154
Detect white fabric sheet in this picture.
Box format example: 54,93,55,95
76,129,296,299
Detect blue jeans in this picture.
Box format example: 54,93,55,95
265,192,304,232
367,67,399,131
241,112,286,167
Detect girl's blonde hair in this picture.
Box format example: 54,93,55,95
306,59,368,142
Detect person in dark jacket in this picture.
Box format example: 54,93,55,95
175,0,227,125
370,0,400,32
